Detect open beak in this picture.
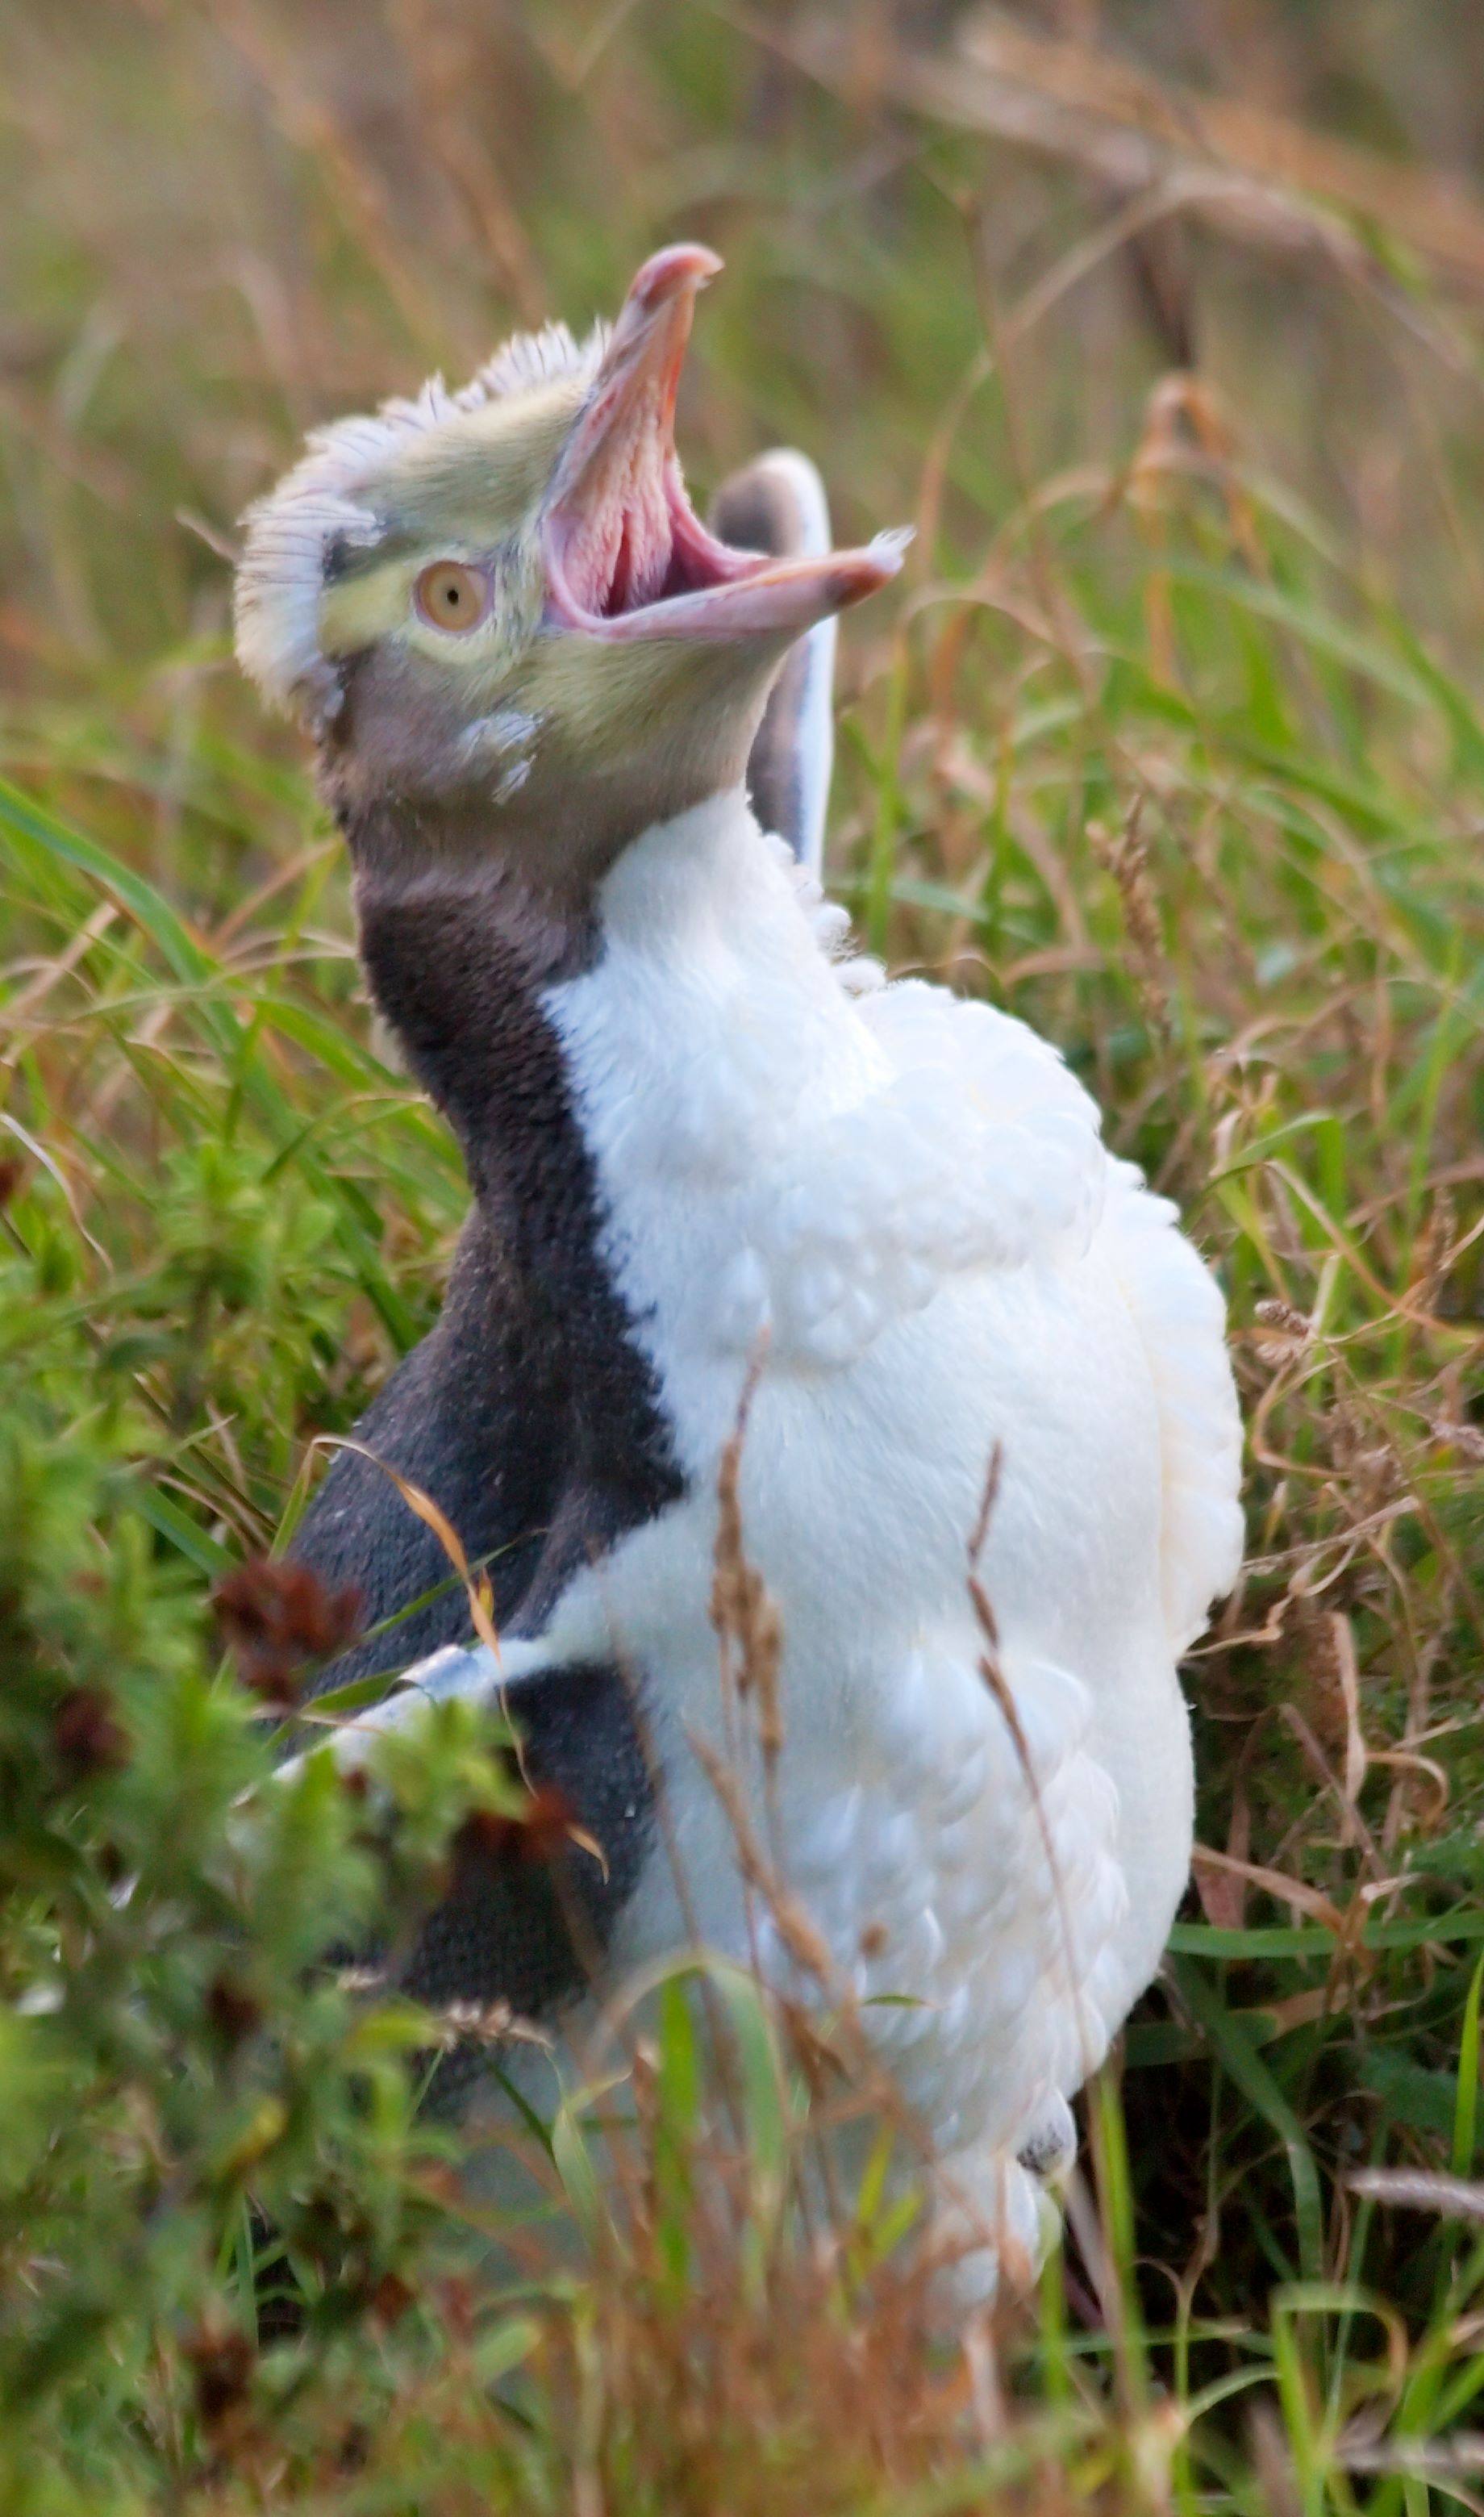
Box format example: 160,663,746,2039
544,244,908,643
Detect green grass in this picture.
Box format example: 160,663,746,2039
2,2,1482,2507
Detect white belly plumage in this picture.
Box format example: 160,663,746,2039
532,1259,1189,2214
490,789,1244,2273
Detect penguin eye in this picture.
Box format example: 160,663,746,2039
414,560,490,634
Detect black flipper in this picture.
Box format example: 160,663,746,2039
406,1656,653,2026
287,1246,665,2037
710,450,836,876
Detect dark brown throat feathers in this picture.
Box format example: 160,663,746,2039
281,793,683,2046
352,811,686,1558
288,789,684,1701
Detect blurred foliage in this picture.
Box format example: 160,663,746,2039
0,1194,538,2506
2,0,1483,2507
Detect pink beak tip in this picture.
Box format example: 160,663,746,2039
627,241,724,313
836,526,915,603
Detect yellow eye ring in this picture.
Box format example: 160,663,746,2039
414,560,490,634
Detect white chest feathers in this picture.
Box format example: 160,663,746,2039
547,796,1108,1375
521,791,1244,2277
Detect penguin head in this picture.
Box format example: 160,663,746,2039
235,245,904,887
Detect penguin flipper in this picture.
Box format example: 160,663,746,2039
286,1638,656,2041
709,449,836,879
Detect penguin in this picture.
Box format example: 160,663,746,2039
236,244,1244,2284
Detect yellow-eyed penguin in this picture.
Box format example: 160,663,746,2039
236,244,1244,2286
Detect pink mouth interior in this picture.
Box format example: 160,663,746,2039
540,244,904,642
548,455,759,626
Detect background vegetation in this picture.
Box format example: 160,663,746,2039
2,1,1482,2506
